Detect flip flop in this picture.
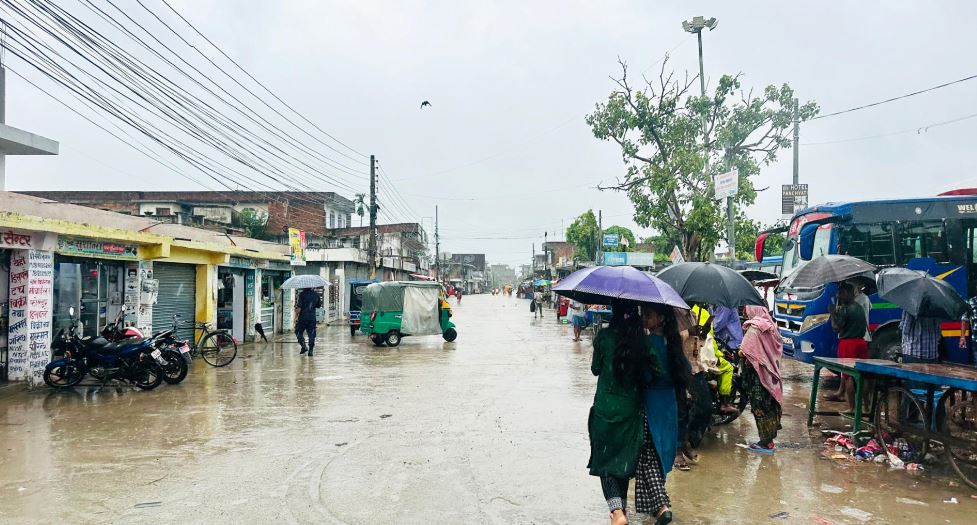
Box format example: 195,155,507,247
674,461,691,471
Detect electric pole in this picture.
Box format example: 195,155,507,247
434,205,440,281
368,155,378,278
597,209,603,264
792,98,800,184
682,16,726,258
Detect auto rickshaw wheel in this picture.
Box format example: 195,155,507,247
443,327,457,342
385,331,402,347
370,335,386,346
350,325,357,337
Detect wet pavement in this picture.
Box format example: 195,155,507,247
0,294,974,524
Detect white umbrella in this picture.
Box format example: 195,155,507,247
280,274,331,289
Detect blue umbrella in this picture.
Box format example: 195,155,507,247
553,265,689,309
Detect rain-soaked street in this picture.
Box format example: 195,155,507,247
0,294,974,524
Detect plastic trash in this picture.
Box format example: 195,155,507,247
887,451,905,469
906,463,923,471
944,497,959,504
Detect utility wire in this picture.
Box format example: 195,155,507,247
813,72,977,120
157,0,367,161
802,110,977,146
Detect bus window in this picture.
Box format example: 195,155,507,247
812,225,832,258
840,223,896,265
897,221,949,264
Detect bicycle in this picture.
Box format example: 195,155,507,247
169,315,238,367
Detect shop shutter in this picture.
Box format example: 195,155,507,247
152,262,197,341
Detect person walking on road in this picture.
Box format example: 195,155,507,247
456,288,463,305
570,299,586,341
828,282,868,411
639,304,689,520
295,287,322,356
739,305,784,454
588,301,673,525
533,287,544,319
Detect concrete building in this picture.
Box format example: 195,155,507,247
19,191,355,239
0,191,293,387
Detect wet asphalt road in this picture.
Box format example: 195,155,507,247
0,294,975,524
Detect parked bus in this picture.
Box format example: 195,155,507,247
755,192,977,365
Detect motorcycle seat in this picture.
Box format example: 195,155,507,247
99,337,142,354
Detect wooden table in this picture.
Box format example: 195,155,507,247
808,357,899,436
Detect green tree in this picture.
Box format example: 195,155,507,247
586,58,818,261
734,219,787,261
240,208,269,239
603,225,636,252
565,210,600,260
354,193,366,227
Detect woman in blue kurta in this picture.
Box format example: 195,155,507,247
639,304,692,522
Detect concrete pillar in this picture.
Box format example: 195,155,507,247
195,263,217,341
7,249,54,388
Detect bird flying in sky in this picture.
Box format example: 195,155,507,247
420,100,431,109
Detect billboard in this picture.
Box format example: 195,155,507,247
603,233,620,247
782,184,809,217
451,253,486,271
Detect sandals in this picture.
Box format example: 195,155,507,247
673,459,691,471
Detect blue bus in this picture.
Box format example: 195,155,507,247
755,193,977,365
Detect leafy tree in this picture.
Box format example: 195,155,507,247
240,208,269,239
565,210,600,260
735,219,788,261
603,225,636,252
586,58,818,261
354,193,367,227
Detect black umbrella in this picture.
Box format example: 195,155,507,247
782,255,876,289
739,269,779,283
877,267,970,319
656,262,765,308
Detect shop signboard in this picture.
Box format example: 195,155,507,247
226,256,258,269
57,237,137,260
288,228,307,266
0,229,57,251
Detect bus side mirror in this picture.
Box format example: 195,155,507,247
799,224,818,260
755,233,769,263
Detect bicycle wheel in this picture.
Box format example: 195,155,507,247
937,388,977,489
200,331,237,367
875,386,930,463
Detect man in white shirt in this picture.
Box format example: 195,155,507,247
533,289,544,319
569,299,586,341
849,280,872,343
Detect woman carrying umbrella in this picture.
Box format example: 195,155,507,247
739,305,784,454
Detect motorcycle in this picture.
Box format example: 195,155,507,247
44,307,166,390
100,306,190,385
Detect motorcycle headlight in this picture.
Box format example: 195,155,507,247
800,313,830,333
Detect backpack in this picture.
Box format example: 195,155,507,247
530,301,536,313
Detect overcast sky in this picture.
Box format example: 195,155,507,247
7,0,977,267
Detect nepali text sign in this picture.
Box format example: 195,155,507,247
714,170,738,200
602,233,620,248
7,250,54,386
288,228,306,266
57,237,137,260
782,184,809,217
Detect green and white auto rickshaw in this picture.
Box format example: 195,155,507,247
360,281,457,346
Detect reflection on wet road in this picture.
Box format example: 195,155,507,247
0,295,973,524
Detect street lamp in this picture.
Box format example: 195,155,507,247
682,15,733,260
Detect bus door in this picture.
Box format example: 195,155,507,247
964,220,977,299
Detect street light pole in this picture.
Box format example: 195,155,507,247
682,16,728,259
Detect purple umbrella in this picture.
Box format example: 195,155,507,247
553,265,690,310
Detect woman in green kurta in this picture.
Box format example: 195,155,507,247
589,302,667,525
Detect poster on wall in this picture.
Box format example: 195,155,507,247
7,250,54,385
288,228,306,266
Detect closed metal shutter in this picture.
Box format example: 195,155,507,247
152,262,197,340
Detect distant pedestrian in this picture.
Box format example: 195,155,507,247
456,288,463,304
570,299,586,341
900,311,942,364
533,288,544,318
828,282,868,411
739,305,784,454
295,288,322,356
588,301,672,525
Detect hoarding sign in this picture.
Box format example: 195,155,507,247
603,252,627,266
603,233,620,247
714,170,738,200
288,228,306,266
782,184,809,217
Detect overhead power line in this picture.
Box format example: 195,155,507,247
802,110,977,146
813,72,977,120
